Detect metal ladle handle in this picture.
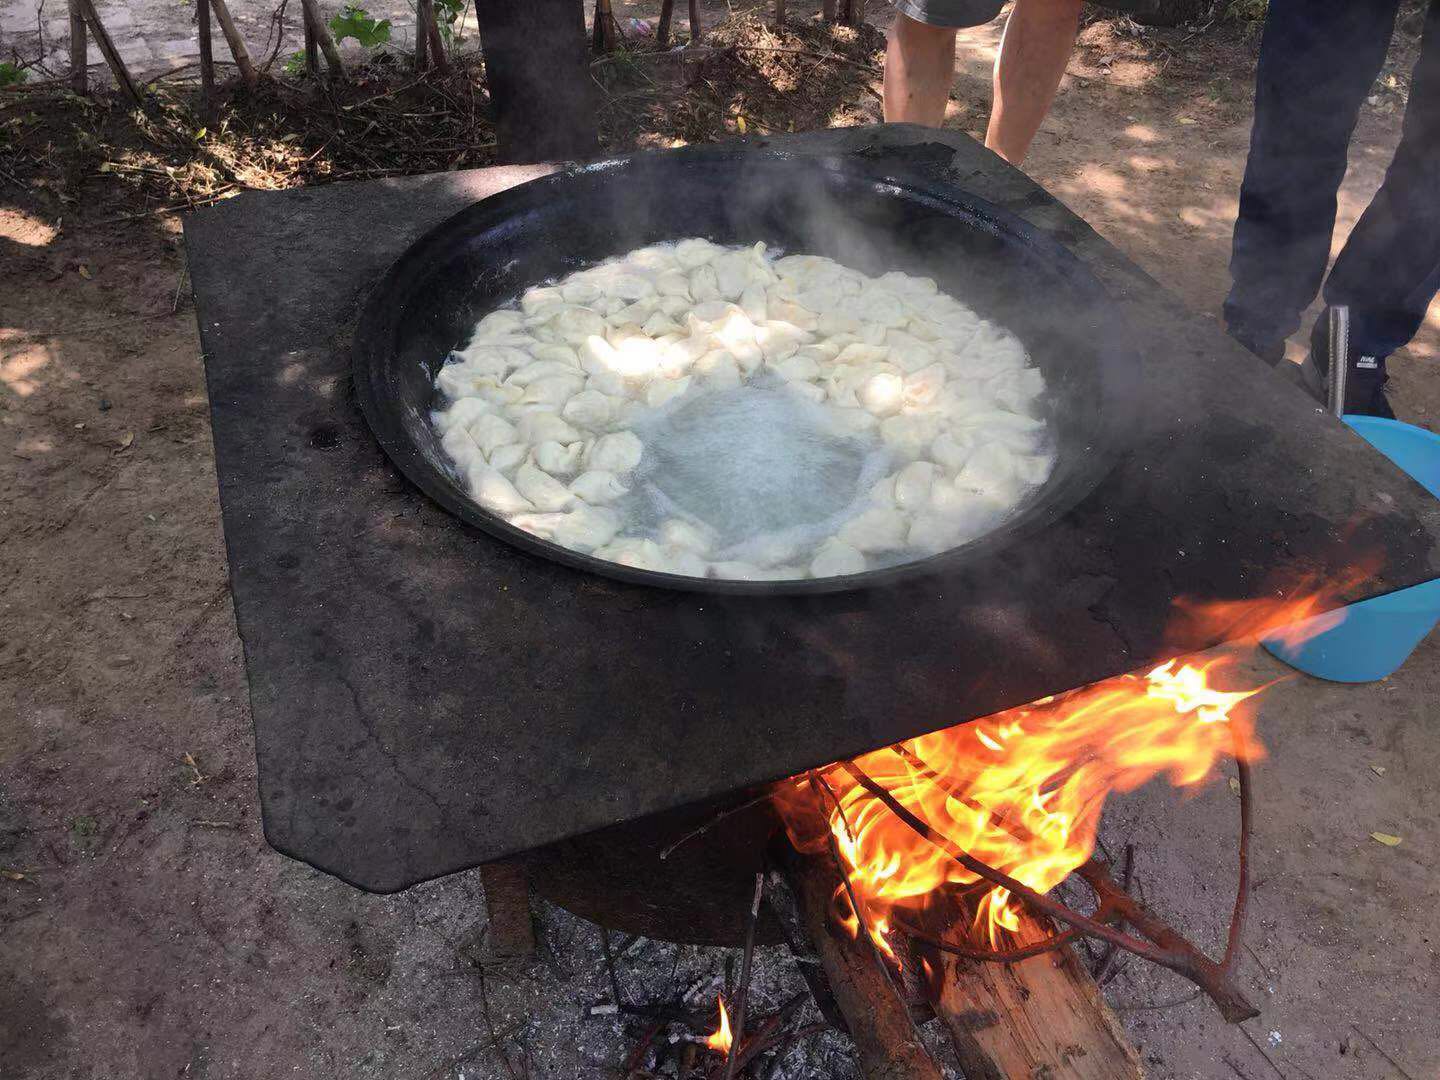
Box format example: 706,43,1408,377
1327,305,1350,418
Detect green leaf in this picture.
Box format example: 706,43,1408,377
0,61,28,88
283,50,307,75
328,5,392,48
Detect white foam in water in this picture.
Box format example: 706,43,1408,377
633,378,891,563
431,239,1056,581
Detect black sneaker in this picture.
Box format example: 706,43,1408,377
1307,314,1395,418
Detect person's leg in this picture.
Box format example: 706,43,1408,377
884,11,960,126
1223,0,1400,362
984,0,1083,165
1316,0,1440,413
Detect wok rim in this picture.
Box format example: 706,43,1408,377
352,147,1141,596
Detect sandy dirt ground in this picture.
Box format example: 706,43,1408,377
2,4,1438,1079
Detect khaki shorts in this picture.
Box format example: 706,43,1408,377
893,0,1006,28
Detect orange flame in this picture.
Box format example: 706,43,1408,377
775,574,1368,954
705,997,733,1054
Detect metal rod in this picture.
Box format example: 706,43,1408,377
1327,305,1350,418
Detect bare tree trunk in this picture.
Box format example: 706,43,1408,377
425,2,451,75
591,0,617,53
196,0,214,110
656,0,673,45
473,0,598,163
415,0,432,71
775,0,786,28
687,0,701,43
209,0,258,87
68,0,87,93
299,0,343,77
76,0,141,105
822,0,837,22
303,10,317,74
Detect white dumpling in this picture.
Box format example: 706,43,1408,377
508,359,581,386
876,414,933,460
838,506,910,552
469,310,527,340
552,306,608,345
440,425,486,473
570,469,629,504
433,396,491,434
532,440,584,476
826,407,879,436
514,462,575,512
559,280,602,305
689,265,720,302
694,350,741,389
468,466,533,514
470,413,519,456
908,512,960,554
930,431,971,472
520,286,563,314
655,269,692,298
904,363,948,408
584,431,644,474
662,547,711,578
646,376,691,409
561,388,615,430
511,505,620,550
1014,452,1055,487
675,238,722,268
954,442,1020,502
738,283,768,324
785,381,827,404
520,374,586,406
859,372,904,416
894,461,938,511
659,518,715,555
595,537,669,571
514,413,578,446
486,442,528,475
810,540,865,578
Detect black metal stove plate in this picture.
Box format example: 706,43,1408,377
185,126,1440,893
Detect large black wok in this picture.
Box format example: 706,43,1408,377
353,148,1140,593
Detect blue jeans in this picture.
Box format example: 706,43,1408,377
1225,0,1440,364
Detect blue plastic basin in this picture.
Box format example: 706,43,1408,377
1261,416,1440,682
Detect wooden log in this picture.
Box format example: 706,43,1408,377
196,0,214,110
473,0,598,164
655,0,673,46
480,859,535,958
927,906,1143,1080
425,2,451,75
75,0,142,105
687,0,701,43
68,0,87,94
781,845,943,1080
299,0,343,77
414,0,432,72
208,0,258,87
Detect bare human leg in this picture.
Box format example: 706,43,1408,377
985,0,1083,164
884,11,959,127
